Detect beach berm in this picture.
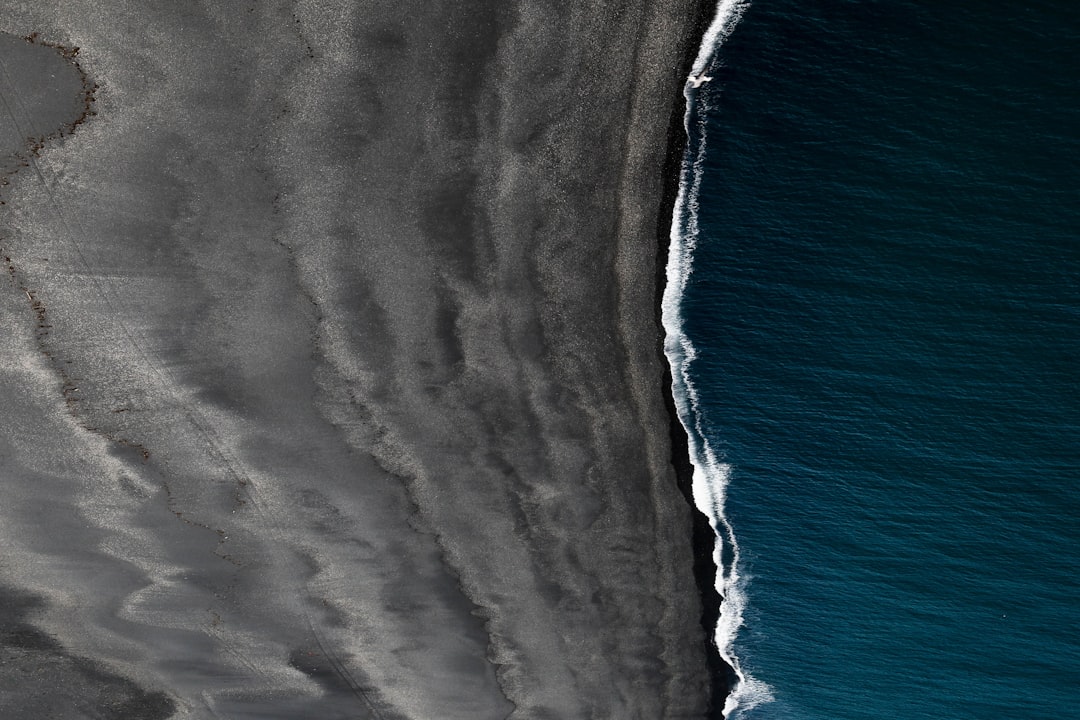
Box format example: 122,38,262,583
0,1,718,716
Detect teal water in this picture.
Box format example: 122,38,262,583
679,2,1080,717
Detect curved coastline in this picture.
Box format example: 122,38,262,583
659,2,762,717
655,2,740,715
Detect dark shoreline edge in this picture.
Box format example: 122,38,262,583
654,1,739,716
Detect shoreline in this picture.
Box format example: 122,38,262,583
655,1,740,714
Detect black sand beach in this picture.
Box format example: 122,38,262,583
0,1,719,717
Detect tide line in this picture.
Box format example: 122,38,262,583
662,1,774,717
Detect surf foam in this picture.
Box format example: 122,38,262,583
662,1,774,717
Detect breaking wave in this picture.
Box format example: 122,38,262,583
662,1,774,717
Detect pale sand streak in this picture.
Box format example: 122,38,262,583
0,1,714,717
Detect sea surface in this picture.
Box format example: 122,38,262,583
667,2,1080,718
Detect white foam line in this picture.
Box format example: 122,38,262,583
690,0,752,77
662,1,773,717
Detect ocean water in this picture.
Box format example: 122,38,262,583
667,2,1080,718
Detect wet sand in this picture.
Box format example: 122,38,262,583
0,1,716,717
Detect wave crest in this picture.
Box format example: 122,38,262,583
662,1,773,717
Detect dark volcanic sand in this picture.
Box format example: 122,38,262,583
0,2,715,717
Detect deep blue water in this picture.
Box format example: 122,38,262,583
681,2,1080,718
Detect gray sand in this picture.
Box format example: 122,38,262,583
0,2,712,717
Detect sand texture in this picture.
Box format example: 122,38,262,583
0,2,712,717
